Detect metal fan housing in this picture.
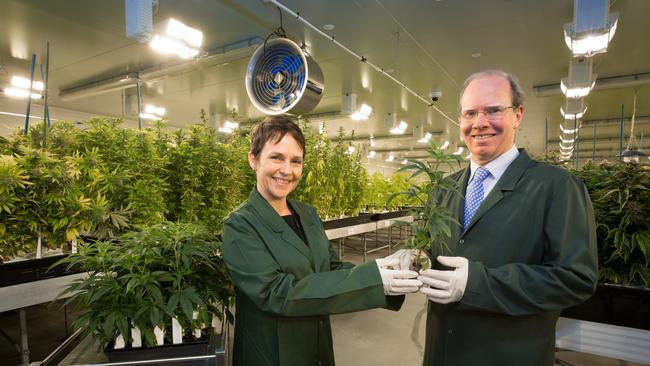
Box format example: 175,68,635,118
245,38,324,115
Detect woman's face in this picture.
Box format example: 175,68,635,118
248,133,304,207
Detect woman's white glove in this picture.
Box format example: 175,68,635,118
418,256,469,304
375,257,422,296
385,249,432,271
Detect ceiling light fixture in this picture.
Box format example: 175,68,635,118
139,103,166,120
563,0,618,57
150,18,202,59
561,98,587,120
218,120,239,134
389,121,408,135
560,124,581,134
418,132,433,143
3,87,42,99
560,58,596,98
11,76,44,91
4,75,44,99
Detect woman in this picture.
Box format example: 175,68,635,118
222,115,420,366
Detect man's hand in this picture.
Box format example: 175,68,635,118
418,256,469,304
375,258,422,296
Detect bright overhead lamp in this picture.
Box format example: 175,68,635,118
560,136,576,144
140,103,166,120
560,58,596,98
452,147,464,156
11,76,44,91
343,93,372,120
139,112,162,120
3,87,42,99
144,104,166,116
561,98,587,120
150,18,202,59
385,113,407,134
563,0,618,57
560,124,581,134
218,120,239,134
389,121,408,135
418,132,433,144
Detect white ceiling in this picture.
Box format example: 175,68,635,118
1,0,649,169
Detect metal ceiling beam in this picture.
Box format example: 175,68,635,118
532,72,650,96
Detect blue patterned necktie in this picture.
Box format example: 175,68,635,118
464,166,490,229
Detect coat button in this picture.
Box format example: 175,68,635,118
459,239,464,244
447,329,453,334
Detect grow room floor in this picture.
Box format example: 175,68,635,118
0,235,645,365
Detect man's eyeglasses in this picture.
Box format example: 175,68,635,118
460,105,517,122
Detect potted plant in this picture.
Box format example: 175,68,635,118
53,221,233,360
389,142,463,271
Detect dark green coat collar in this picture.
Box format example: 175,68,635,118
247,189,322,268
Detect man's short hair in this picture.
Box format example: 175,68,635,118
459,69,525,110
250,115,306,158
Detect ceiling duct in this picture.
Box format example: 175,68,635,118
59,37,262,101
245,38,324,115
125,0,153,43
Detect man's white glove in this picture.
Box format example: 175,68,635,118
418,256,469,304
384,249,431,271
375,257,422,296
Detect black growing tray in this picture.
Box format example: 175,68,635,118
561,283,650,330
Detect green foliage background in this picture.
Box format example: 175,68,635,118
572,161,650,286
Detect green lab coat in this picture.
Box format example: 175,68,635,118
222,189,403,366
423,150,598,366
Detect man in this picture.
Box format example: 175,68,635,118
417,70,598,366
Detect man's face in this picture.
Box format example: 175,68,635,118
459,75,524,165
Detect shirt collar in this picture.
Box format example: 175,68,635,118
469,144,519,181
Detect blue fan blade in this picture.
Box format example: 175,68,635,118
266,80,276,91
271,91,285,105
286,55,302,74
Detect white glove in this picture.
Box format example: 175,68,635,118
384,249,431,271
375,258,422,296
418,256,469,304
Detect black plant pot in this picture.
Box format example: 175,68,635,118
561,284,650,330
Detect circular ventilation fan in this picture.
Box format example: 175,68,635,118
246,38,324,115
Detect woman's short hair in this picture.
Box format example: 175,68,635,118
250,115,306,158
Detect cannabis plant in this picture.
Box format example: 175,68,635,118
573,161,650,286
54,222,233,350
389,142,463,270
